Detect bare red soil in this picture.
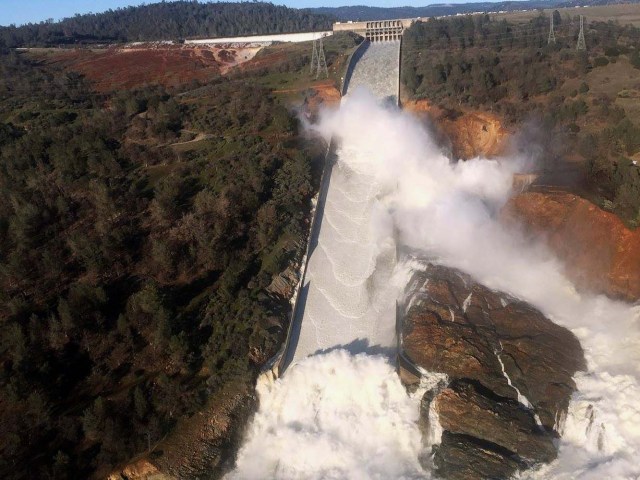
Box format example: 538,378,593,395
40,44,258,92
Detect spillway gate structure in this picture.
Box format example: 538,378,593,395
333,18,416,42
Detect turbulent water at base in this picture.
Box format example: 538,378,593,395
229,41,640,479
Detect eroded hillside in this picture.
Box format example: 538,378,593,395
402,13,640,227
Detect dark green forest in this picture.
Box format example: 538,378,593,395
402,14,640,225
0,1,334,47
0,44,324,478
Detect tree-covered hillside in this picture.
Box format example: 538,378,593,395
0,1,334,47
0,43,327,478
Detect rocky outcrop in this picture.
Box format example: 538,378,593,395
503,191,640,303
403,99,508,159
107,370,256,480
434,431,525,480
435,381,556,463
266,263,301,300
401,263,585,479
107,459,171,480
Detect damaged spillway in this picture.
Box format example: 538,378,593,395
231,36,640,480
283,40,402,369
229,41,429,480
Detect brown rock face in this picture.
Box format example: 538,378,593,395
401,263,585,479
433,431,524,480
403,99,508,159
436,381,556,463
503,191,640,302
107,459,170,480
304,84,342,113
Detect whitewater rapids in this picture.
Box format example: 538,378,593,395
230,41,640,480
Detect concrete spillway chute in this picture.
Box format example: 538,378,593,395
276,41,402,375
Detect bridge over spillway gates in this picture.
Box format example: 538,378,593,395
277,40,402,374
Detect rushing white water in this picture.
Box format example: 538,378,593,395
230,350,429,480
231,43,640,480
345,41,400,105
231,42,431,479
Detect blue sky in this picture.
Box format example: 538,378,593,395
0,0,478,27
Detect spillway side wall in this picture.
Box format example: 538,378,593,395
341,39,370,96
396,37,402,107
258,140,335,381
260,39,368,380
273,141,337,377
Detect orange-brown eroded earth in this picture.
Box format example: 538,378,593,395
503,191,640,303
302,82,342,115
402,98,639,303
403,98,509,160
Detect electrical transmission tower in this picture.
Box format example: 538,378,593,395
548,14,556,45
310,36,318,74
315,36,328,79
577,15,586,51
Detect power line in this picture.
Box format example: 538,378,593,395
404,20,581,43
401,32,577,55
400,22,589,54
309,33,328,79
548,14,556,45
401,22,581,49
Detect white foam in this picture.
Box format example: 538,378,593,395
229,351,432,480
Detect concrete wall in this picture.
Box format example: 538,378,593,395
341,39,370,96
283,41,401,368
186,31,332,46
260,139,338,381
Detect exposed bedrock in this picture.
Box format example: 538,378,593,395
402,263,585,479
433,431,525,480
